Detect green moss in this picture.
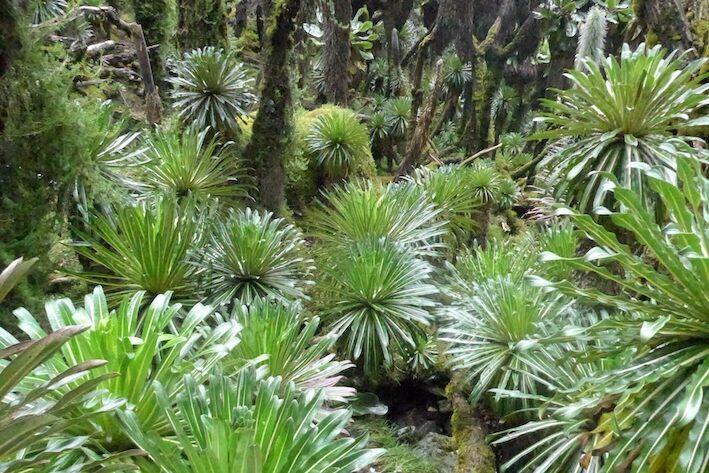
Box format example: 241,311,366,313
234,28,260,54
448,389,497,473
350,418,441,473
178,0,228,50
0,36,130,325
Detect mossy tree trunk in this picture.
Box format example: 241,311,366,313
0,0,22,134
633,0,695,49
0,0,21,81
446,374,497,473
244,0,302,213
131,0,169,84
322,0,352,105
397,60,444,177
178,0,228,51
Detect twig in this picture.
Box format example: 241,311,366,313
459,143,502,166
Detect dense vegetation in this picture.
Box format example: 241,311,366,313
0,0,707,472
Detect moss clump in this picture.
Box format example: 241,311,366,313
350,418,442,473
0,35,131,326
447,384,496,473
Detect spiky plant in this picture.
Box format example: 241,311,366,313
170,47,255,132
489,313,622,473
369,111,389,143
433,121,459,151
451,236,539,289
200,208,312,305
407,166,483,249
0,257,36,303
319,238,437,377
500,132,527,156
383,97,412,139
523,155,709,472
490,85,520,134
83,100,146,189
119,369,384,473
536,44,708,213
140,127,249,203
0,323,121,472
3,287,240,451
308,181,447,257
536,221,579,281
305,108,371,179
228,298,354,402
73,102,146,226
406,331,439,378
441,276,572,414
496,177,521,210
0,259,122,471
443,54,472,91
468,164,503,205
575,6,607,68
70,197,202,304
32,0,67,23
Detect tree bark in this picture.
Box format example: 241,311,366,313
322,0,352,105
244,0,302,213
0,0,22,134
409,0,469,127
0,0,21,81
131,0,169,84
396,60,444,178
633,0,695,50
178,0,228,51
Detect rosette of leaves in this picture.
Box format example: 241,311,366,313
308,181,447,257
139,127,249,203
443,54,472,92
406,166,483,250
0,260,128,471
70,197,203,304
450,236,539,290
199,208,313,305
522,156,709,472
119,369,384,473
305,108,371,180
318,238,438,378
32,0,67,23
170,47,255,133
383,97,412,140
227,298,354,402
3,287,240,450
441,276,572,414
536,43,708,213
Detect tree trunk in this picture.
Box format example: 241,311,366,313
396,60,444,177
79,6,163,124
131,0,169,83
633,0,695,50
0,0,22,134
244,0,302,213
322,0,352,105
0,0,21,81
178,0,228,51
409,0,469,127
